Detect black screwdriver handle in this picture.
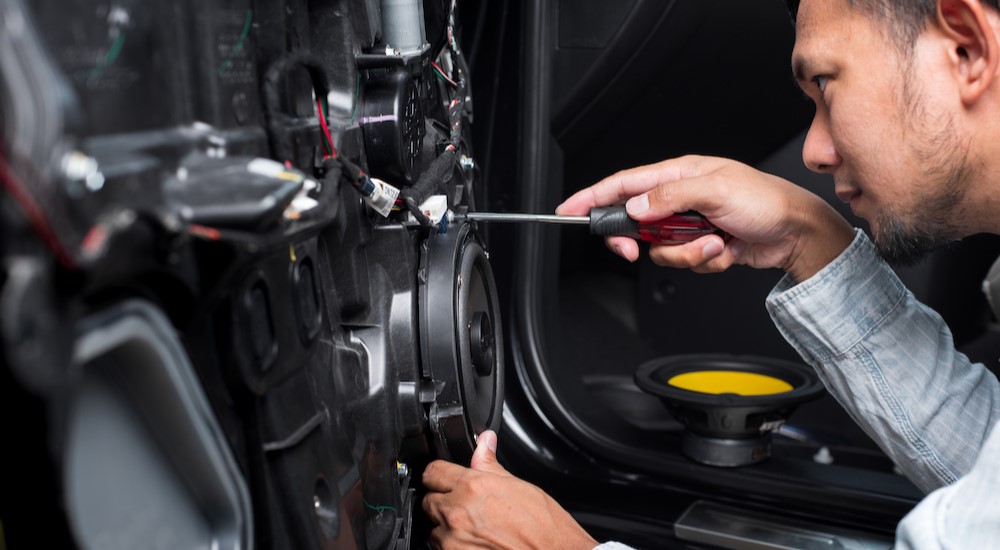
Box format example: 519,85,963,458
589,207,641,238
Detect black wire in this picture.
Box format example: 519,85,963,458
400,148,455,226
401,0,468,228
262,52,333,163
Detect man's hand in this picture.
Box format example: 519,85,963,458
422,431,598,550
556,155,855,282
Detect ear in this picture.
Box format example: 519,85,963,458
936,0,1000,105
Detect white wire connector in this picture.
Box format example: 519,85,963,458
407,195,448,225
284,177,320,220
363,177,400,218
812,446,834,465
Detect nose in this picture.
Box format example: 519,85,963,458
802,110,841,173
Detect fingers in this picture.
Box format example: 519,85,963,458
647,235,742,272
624,170,731,222
422,460,468,493
605,236,639,262
422,491,446,523
423,431,507,496
555,156,713,216
470,430,506,474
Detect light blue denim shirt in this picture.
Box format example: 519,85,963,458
766,229,1000,547
596,230,1000,549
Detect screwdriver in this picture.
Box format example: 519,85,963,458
454,207,726,244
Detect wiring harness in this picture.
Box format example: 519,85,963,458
400,0,468,227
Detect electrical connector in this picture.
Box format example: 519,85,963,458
407,195,448,225
364,177,400,218
284,177,320,220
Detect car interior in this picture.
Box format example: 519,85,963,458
3,0,999,548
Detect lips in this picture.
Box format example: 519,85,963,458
834,186,862,215
835,188,859,204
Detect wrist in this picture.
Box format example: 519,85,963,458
784,203,854,283
545,499,598,550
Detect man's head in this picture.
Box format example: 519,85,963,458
791,0,1000,265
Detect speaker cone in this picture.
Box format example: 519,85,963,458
635,354,824,466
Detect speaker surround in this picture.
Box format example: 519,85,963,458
635,354,824,466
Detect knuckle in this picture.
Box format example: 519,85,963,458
456,475,482,497
441,507,470,530
608,172,630,202
596,169,625,192
649,183,673,205
423,460,444,481
421,494,436,517
429,527,446,550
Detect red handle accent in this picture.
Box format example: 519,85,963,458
636,214,724,244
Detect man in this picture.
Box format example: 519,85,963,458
422,0,1000,547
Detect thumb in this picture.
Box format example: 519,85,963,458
470,430,507,475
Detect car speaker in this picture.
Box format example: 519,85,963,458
419,221,504,464
635,354,824,466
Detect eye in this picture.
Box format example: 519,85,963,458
813,75,829,94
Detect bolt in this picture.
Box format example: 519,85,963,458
396,462,409,478
207,134,227,158
62,151,105,192
459,155,475,171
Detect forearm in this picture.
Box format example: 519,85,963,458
766,230,1000,492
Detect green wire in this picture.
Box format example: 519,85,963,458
218,9,254,76
104,32,126,67
362,497,398,515
83,31,126,81
348,74,361,126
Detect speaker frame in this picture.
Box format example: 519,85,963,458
635,354,824,409
635,354,826,466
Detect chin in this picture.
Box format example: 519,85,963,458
872,216,958,267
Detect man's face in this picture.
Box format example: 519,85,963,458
793,0,972,264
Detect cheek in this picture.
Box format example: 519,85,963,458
828,100,899,182
825,109,861,166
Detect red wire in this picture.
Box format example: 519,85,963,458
315,98,338,159
189,224,222,241
0,149,75,269
431,61,458,88
81,224,109,255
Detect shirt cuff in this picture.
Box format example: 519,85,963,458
593,543,637,550
765,229,908,362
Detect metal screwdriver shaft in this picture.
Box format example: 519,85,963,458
457,207,726,245
464,212,589,224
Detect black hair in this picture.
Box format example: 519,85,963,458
787,0,1000,49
